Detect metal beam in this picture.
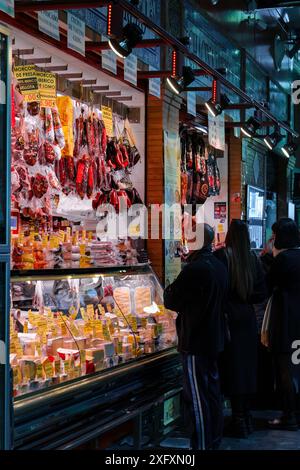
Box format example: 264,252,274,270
117,0,298,137
185,87,211,92
59,73,83,79
26,57,51,64
71,79,97,85
43,65,68,72
15,1,109,12
88,85,110,91
86,38,165,52
115,96,132,101
12,48,34,56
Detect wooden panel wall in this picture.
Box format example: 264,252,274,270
146,89,181,283
228,131,242,221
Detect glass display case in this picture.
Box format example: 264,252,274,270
10,265,177,399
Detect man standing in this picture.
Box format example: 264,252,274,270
164,224,228,450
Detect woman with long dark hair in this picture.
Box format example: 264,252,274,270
215,219,267,438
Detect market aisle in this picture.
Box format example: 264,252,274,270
159,411,300,451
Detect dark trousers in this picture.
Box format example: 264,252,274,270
230,394,252,417
273,353,300,418
181,352,223,450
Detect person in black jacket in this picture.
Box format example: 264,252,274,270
215,220,267,438
265,218,300,430
164,223,228,450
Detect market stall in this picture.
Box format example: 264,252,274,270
6,26,181,449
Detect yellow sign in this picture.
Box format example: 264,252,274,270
36,71,56,108
14,65,39,103
101,106,113,137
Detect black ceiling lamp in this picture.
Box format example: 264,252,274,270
205,94,230,117
166,66,195,95
264,128,283,150
205,78,230,117
241,115,261,138
281,140,297,159
108,23,143,58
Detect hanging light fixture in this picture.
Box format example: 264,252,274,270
166,66,195,95
281,141,297,158
241,116,261,138
264,128,283,150
205,94,230,117
205,79,230,117
108,23,143,58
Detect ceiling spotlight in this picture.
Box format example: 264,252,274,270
264,129,283,150
281,141,297,159
166,66,195,95
205,93,230,117
241,116,261,138
108,23,143,58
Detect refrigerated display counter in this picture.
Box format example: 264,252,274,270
10,264,181,449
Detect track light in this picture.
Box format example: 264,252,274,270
205,94,230,117
264,129,283,150
281,141,297,158
241,116,261,138
166,66,195,95
108,23,143,58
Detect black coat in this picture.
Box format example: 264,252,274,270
215,249,267,395
268,249,300,355
164,247,228,358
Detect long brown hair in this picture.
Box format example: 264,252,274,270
225,219,255,302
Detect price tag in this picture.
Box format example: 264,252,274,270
98,304,105,316
80,307,88,321
83,321,93,336
54,359,61,375
23,320,28,334
61,322,67,336
64,360,70,374
36,363,43,379
69,306,77,320
86,304,94,320
68,320,80,337
102,324,111,341
13,366,21,386
79,350,86,364
94,320,103,339
16,343,23,359
44,361,53,378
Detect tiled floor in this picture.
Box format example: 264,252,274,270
160,411,300,450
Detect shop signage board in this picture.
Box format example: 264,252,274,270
187,91,196,116
208,113,225,151
14,65,39,103
164,131,182,286
36,72,56,108
124,54,137,86
38,10,60,41
67,12,85,57
101,35,117,75
101,105,113,137
0,0,14,17
148,66,161,99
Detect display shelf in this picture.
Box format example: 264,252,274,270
10,263,150,280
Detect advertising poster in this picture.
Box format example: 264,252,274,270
208,112,225,151
101,35,117,75
36,72,56,108
124,54,137,86
14,65,39,103
164,131,181,286
214,202,227,222
148,65,161,99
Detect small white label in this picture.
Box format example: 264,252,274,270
102,35,117,75
124,54,137,86
187,91,196,116
67,12,85,56
38,10,60,41
149,65,161,98
0,340,6,365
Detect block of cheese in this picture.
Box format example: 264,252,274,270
85,348,104,371
134,286,152,315
63,337,87,350
20,359,37,381
113,287,131,316
47,337,64,356
103,341,115,357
